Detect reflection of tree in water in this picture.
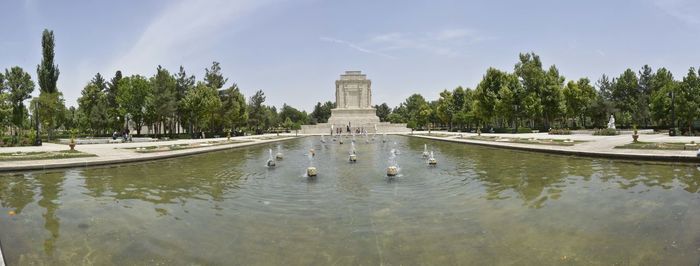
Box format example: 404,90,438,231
35,171,65,256
0,173,37,214
597,161,699,192
79,150,247,205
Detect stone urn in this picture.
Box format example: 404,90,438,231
69,142,76,151
632,127,639,143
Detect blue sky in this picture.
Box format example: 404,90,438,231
2,0,700,112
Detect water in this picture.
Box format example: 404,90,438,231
1,136,700,265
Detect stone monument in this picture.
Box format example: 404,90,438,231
301,71,409,134
328,71,380,126
607,115,615,129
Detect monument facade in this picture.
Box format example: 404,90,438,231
301,71,409,134
327,71,380,126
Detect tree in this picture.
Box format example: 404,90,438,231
4,67,35,135
514,52,546,126
473,68,520,127
649,68,676,127
106,71,122,131
175,66,195,133
77,74,109,134
310,101,334,123
117,75,152,135
540,65,565,128
247,90,267,133
182,82,222,133
612,69,640,126
375,103,391,122
36,29,62,140
220,83,247,133
675,67,700,134
204,61,227,89
637,65,654,126
150,65,177,135
0,73,10,132
279,103,307,125
436,90,455,129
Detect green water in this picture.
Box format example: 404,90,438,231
1,136,700,265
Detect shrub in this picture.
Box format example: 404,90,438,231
516,127,532,133
594,128,618,136
549,128,571,135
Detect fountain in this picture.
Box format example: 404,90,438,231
387,149,399,177
349,142,357,162
266,149,276,167
321,134,326,143
306,150,317,177
422,144,429,158
275,145,284,160
382,133,387,143
428,151,437,166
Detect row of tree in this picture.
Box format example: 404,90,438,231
382,53,700,134
0,29,64,143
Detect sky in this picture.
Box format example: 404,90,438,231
2,0,700,112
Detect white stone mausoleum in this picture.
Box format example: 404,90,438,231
301,71,409,134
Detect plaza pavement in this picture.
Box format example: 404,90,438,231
0,134,300,172
403,131,700,163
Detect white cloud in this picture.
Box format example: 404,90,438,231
108,0,279,76
320,37,397,59
653,0,700,26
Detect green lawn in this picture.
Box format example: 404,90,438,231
0,150,96,161
615,141,697,150
466,136,582,146
125,139,250,153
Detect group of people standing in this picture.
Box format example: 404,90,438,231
331,124,368,136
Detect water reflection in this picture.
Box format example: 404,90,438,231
0,137,699,264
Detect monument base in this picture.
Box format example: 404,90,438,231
327,108,380,125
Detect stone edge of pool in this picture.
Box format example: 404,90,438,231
0,137,301,173
406,134,700,164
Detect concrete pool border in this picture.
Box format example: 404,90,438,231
406,134,700,163
0,136,301,173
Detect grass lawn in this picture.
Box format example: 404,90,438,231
615,141,698,150
0,150,96,161
125,139,250,153
466,136,583,146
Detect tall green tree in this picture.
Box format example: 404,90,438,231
182,82,222,133
77,73,109,134
117,75,152,134
374,103,391,122
204,61,227,89
649,68,676,127
675,67,700,133
310,101,334,123
0,73,10,132
611,69,640,126
220,83,247,132
150,65,177,135
106,70,123,131
4,67,35,135
175,66,195,133
247,90,267,133
36,29,63,140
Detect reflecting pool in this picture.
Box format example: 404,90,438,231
1,136,700,265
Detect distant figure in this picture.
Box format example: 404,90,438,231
112,131,118,140
607,115,616,129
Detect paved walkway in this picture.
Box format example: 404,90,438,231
0,134,300,172
403,131,700,163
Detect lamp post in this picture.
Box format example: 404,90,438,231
34,101,41,146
